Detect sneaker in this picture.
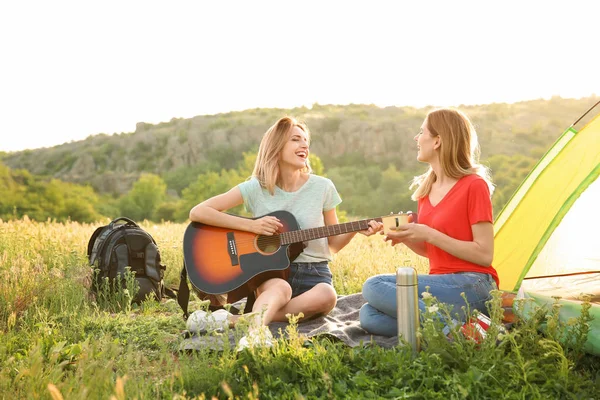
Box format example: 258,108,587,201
186,309,231,334
236,326,274,351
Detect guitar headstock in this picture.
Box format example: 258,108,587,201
381,211,415,234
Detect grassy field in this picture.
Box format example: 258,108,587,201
0,218,598,399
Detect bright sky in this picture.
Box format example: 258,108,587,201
0,1,597,152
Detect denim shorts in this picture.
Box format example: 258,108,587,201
287,261,333,298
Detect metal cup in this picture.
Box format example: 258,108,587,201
383,213,411,235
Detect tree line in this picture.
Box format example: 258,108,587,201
0,145,539,223
1,96,597,223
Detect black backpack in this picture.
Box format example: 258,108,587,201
87,217,166,303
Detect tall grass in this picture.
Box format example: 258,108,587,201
0,218,598,399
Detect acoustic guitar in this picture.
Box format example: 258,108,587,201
183,210,412,304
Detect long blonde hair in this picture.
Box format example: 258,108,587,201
253,116,312,195
411,108,493,200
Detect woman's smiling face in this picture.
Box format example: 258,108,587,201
279,126,310,169
414,119,439,163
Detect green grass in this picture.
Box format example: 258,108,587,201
0,218,598,399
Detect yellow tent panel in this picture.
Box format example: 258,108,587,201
493,103,600,355
494,110,600,292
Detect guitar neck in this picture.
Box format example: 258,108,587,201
280,217,383,245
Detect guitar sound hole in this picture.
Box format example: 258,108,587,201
255,234,281,255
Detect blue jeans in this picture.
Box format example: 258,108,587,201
359,272,497,336
287,262,333,298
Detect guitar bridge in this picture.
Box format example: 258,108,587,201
226,232,239,266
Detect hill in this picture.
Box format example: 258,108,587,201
2,96,598,221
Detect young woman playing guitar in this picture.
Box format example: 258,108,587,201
189,116,382,349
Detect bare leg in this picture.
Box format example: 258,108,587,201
228,277,292,327
270,283,337,322
253,277,293,325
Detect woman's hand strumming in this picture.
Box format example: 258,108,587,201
250,216,284,235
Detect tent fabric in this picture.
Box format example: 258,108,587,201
516,290,600,356
493,113,600,292
524,175,599,290
493,106,600,355
520,273,600,304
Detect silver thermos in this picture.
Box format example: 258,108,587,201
396,267,420,353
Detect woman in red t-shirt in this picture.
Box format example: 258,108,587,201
360,108,499,337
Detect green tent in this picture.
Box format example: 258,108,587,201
493,100,600,355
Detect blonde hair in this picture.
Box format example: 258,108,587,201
253,116,312,195
411,108,493,200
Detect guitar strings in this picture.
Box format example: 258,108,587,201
222,225,373,246
227,232,341,245
228,236,283,246
215,219,379,247
223,235,325,247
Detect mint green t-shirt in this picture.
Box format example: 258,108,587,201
237,175,342,263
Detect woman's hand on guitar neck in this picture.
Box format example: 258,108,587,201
358,220,384,237
249,216,284,235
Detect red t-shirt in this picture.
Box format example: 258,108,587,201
417,174,499,287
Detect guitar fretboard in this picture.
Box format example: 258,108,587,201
280,217,383,245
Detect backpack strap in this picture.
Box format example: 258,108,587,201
143,242,162,282
178,261,191,320
113,244,129,278
109,217,139,230
246,291,257,313
89,226,116,266
87,226,105,261
163,285,178,299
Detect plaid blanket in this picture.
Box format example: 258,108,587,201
179,293,399,351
